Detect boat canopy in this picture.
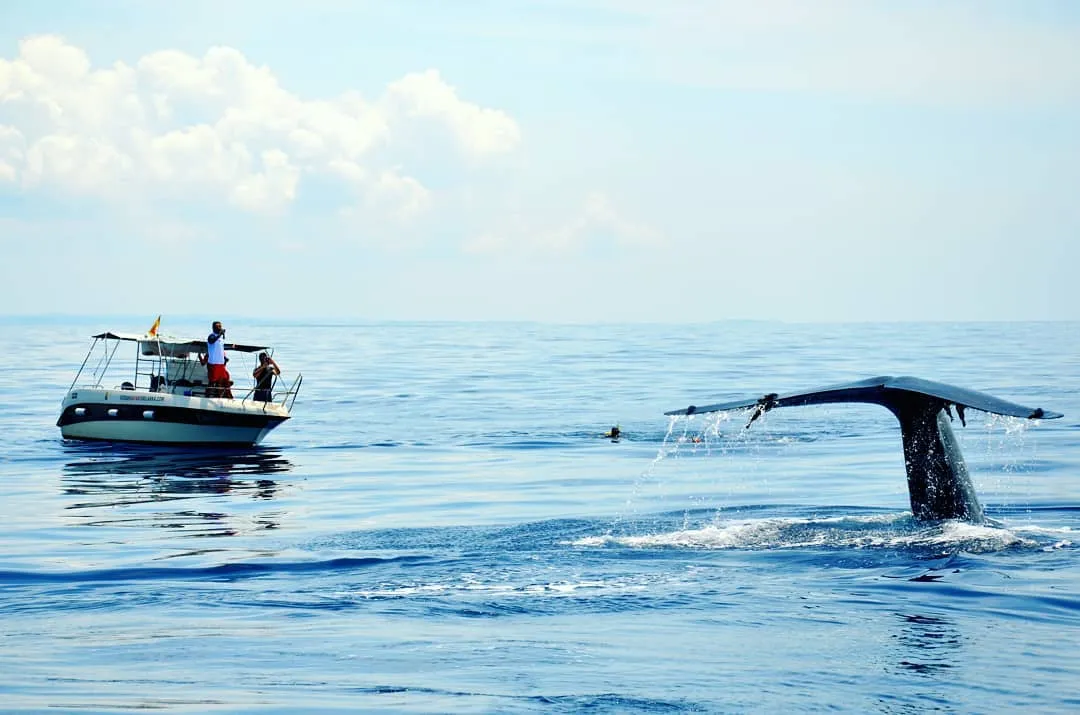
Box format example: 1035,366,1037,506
91,332,270,356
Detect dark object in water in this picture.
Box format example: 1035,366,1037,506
665,376,1063,523
604,425,621,441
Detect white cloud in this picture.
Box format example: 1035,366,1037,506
367,171,431,219
17,34,91,81
0,125,24,183
466,192,664,254
329,159,431,222
23,133,135,194
0,35,520,215
385,70,521,156
229,149,300,213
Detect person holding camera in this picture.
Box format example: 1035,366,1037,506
204,320,233,398
252,352,280,402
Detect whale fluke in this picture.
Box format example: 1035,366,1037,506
665,376,1063,523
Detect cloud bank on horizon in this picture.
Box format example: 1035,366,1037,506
1,1,1078,322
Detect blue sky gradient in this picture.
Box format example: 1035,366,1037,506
1,1,1078,321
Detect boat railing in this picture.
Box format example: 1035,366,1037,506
70,371,303,413
234,372,303,411
284,374,302,411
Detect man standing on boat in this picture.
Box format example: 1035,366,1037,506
204,320,233,398
253,352,280,402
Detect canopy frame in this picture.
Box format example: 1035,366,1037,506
68,330,286,406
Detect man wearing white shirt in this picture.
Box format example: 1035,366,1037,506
204,320,233,398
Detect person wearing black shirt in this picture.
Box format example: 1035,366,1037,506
253,352,280,402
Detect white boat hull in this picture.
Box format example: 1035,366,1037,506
59,420,279,445
57,388,291,446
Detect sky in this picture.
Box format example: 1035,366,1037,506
1,0,1078,322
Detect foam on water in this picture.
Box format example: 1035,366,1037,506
574,513,1053,553
347,576,651,600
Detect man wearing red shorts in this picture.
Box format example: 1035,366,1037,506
205,320,233,398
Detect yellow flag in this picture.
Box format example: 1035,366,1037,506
147,315,161,338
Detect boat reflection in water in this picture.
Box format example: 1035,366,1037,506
61,444,294,538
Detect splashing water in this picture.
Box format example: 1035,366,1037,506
575,513,1074,554
603,406,1060,553
613,411,748,528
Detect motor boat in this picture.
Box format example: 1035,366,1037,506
57,325,302,446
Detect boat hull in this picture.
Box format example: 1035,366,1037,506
57,388,290,446
59,420,281,446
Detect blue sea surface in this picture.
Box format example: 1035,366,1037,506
1,320,1078,712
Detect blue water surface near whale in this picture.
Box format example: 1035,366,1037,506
1,319,1078,713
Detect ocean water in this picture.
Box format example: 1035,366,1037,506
1,319,1078,713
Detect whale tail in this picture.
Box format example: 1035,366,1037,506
665,376,1063,522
